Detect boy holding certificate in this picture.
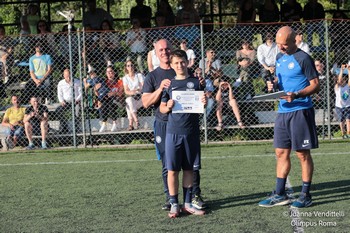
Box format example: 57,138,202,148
159,49,205,218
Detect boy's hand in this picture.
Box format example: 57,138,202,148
166,99,174,110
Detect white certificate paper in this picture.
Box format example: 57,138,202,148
171,91,204,113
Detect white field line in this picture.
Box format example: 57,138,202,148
0,151,348,167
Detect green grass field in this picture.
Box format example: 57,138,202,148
1,142,349,232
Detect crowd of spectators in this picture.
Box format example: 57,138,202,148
0,0,350,150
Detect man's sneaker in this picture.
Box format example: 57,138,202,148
6,138,14,149
42,143,48,150
168,203,180,218
291,192,312,208
192,194,207,209
26,144,36,150
182,203,205,216
162,198,171,210
111,123,117,132
258,191,290,207
99,123,107,132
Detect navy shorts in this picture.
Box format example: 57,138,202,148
335,107,350,122
274,108,318,151
166,133,201,171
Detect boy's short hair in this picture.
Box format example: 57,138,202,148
170,49,188,62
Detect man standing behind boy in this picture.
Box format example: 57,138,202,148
159,49,205,218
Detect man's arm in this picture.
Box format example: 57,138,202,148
142,79,171,108
281,78,320,102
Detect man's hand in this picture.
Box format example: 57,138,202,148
280,92,297,103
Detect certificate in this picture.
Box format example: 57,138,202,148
171,91,204,113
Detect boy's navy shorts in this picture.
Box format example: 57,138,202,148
165,133,201,171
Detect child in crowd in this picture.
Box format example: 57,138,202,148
334,64,350,138
83,65,109,108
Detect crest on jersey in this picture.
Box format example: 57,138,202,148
187,82,194,89
156,136,162,144
288,62,295,69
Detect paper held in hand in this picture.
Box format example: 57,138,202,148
171,91,204,113
251,91,287,100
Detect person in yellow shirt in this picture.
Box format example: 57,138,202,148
1,95,26,150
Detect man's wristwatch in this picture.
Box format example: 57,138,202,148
294,91,300,99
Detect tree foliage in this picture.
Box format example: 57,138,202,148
0,0,348,35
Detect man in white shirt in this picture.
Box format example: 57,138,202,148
55,68,82,133
257,33,279,92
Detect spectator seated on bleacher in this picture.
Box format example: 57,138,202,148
129,0,152,29
1,95,26,150
91,66,123,133
236,39,257,100
215,79,244,131
23,96,49,150
99,20,123,66
257,33,279,93
83,0,114,30
56,68,82,134
0,24,17,84
126,18,147,74
199,48,222,80
122,60,144,131
195,67,215,122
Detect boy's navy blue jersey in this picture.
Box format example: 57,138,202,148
161,77,204,135
86,77,109,100
142,67,176,122
275,49,319,113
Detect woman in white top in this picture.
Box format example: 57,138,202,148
179,38,196,68
147,41,160,72
334,64,350,138
122,60,145,130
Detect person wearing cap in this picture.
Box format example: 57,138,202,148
257,33,279,93
295,30,310,54
24,41,52,104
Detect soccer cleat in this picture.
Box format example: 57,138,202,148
162,198,171,210
192,194,207,210
182,203,205,216
26,144,36,150
258,191,290,207
99,123,107,132
168,203,180,218
111,123,117,132
291,192,312,208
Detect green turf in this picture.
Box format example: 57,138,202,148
0,142,349,232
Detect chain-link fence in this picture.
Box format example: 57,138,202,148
1,19,349,150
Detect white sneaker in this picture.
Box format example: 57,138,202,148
99,123,107,132
111,123,117,132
